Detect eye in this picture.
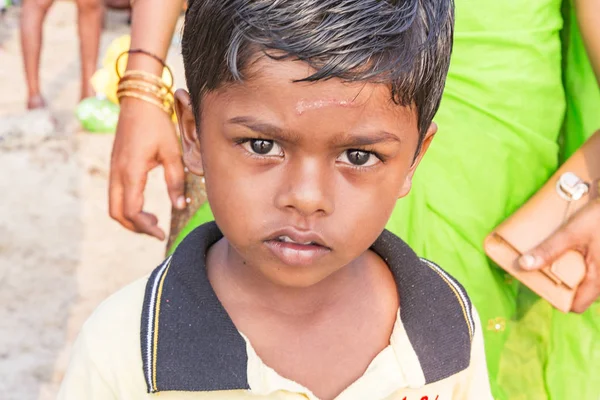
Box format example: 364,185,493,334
241,139,284,157
337,149,380,167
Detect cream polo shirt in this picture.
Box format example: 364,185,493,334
58,222,492,400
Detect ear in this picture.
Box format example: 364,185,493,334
174,89,204,176
397,122,437,198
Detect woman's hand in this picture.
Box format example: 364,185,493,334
108,0,186,239
109,97,186,240
519,193,600,313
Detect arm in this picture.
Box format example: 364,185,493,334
109,0,186,240
127,0,182,77
518,4,600,313
575,0,600,85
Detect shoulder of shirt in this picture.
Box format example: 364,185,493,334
417,257,476,334
371,231,476,347
76,276,149,368
82,276,148,335
59,277,153,398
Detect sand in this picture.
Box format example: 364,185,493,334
0,3,184,398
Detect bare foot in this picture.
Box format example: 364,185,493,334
27,94,47,110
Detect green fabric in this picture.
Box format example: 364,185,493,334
494,5,600,400
171,1,600,398
562,6,600,159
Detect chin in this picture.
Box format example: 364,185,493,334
260,263,337,289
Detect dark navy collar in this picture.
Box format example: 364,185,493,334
141,222,474,393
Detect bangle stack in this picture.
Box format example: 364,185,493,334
115,49,175,117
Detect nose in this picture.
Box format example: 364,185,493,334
274,158,334,218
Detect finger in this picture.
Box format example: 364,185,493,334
518,223,578,271
163,156,187,210
108,168,138,232
129,211,166,241
571,261,600,313
122,171,165,240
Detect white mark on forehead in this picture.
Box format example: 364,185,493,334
295,98,356,115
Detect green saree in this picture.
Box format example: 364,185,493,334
493,4,600,400
170,1,600,398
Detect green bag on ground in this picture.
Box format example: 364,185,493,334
76,97,120,134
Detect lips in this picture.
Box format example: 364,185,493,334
277,235,316,245
264,228,331,266
265,228,328,247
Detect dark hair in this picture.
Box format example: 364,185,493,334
182,0,454,150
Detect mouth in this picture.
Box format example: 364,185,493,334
264,229,331,266
275,235,321,246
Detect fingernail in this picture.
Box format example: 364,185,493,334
519,254,537,270
176,196,187,209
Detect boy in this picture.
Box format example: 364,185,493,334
59,0,492,399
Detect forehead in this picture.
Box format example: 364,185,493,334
201,57,417,134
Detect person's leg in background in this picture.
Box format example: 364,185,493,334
74,0,103,100
20,0,54,109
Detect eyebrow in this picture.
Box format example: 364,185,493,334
227,116,402,147
227,116,302,143
334,131,402,147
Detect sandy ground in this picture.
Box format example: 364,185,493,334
0,3,185,398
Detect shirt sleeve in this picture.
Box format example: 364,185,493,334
57,326,118,400
452,306,494,399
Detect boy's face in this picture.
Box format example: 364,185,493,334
176,58,436,287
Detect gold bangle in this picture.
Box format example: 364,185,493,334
117,80,174,100
115,53,175,89
118,77,172,98
117,89,174,113
118,77,172,93
117,90,173,116
117,88,174,110
120,69,174,91
120,70,172,88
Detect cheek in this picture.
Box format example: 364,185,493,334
201,140,277,239
333,167,406,235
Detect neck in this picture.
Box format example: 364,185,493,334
207,238,372,318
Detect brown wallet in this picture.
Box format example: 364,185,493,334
484,131,600,312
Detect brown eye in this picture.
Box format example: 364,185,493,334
251,139,274,154
241,139,284,158
337,149,380,168
346,150,370,166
